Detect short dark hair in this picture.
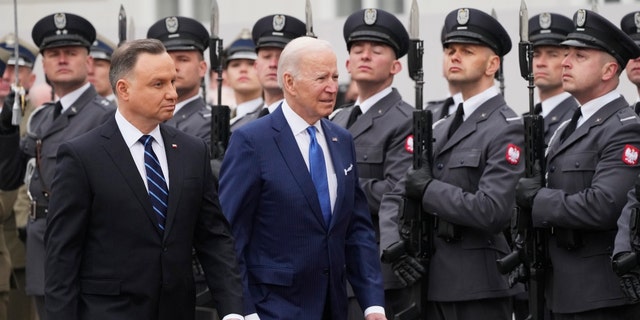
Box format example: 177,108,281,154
109,39,166,92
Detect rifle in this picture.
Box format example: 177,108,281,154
118,5,126,47
491,9,506,97
383,1,433,318
305,0,316,38
209,0,230,161
10,0,25,126
496,2,548,319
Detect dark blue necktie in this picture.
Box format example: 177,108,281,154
307,126,331,228
139,135,168,231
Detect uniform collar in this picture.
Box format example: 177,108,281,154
354,86,392,115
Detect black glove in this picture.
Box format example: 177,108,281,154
515,160,543,211
613,252,640,302
17,227,26,244
0,90,17,134
381,241,426,287
210,158,222,187
405,152,432,200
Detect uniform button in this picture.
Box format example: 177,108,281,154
163,247,168,252
363,155,368,160
459,160,464,164
487,240,494,245
541,221,549,227
437,163,444,170
549,166,555,173
574,162,580,168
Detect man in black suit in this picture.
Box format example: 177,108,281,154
44,39,243,320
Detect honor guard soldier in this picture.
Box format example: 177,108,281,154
226,30,263,131
425,26,462,121
331,8,414,319
379,8,524,320
0,12,116,319
251,14,305,117
527,13,578,145
147,16,211,144
516,9,640,319
0,33,39,320
620,11,640,114
88,34,116,102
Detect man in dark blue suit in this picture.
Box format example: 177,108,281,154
44,39,243,320
220,36,386,320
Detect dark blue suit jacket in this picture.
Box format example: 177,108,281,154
220,106,384,320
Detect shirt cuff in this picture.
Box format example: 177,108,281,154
364,306,385,317
244,313,260,320
222,314,244,320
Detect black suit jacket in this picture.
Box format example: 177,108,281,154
44,118,242,320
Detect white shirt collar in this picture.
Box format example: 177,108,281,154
115,109,164,148
233,97,264,119
174,94,201,115
539,92,573,118
267,99,284,113
59,82,91,112
461,86,500,120
281,99,323,136
577,90,621,127
354,86,393,115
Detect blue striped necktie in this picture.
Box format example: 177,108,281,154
139,135,168,231
307,126,331,228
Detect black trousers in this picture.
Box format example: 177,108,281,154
426,297,512,320
552,303,640,320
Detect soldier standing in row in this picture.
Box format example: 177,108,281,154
620,11,640,114
147,16,211,144
88,34,116,102
0,12,116,319
226,30,263,131
379,8,524,320
515,10,640,319
331,8,414,319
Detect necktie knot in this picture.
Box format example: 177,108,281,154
346,105,362,129
258,107,270,118
534,103,542,115
560,108,582,143
438,97,454,120
53,101,63,119
139,134,153,146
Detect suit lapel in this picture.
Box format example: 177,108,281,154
349,89,401,138
271,108,328,229
322,120,345,230
160,125,181,239
42,85,98,140
100,118,163,237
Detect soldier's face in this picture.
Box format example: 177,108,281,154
226,58,261,96
346,41,401,84
284,49,338,124
255,47,282,91
626,56,640,87
443,43,497,87
561,47,618,103
87,59,112,98
0,65,35,99
41,46,91,91
168,50,206,100
533,46,564,93
118,52,177,130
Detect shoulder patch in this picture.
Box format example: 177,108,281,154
622,145,639,166
405,135,414,154
505,143,521,165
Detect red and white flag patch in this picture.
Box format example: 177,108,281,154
622,144,639,166
405,135,414,154
505,143,521,165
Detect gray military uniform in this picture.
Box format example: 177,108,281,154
532,96,640,313
426,97,455,121
332,88,413,290
17,85,115,296
165,97,211,144
230,100,264,132
379,93,524,301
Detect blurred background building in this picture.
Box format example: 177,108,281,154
1,0,639,113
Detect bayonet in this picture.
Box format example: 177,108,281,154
11,0,24,126
519,0,529,42
305,0,316,38
409,0,419,40
491,8,506,97
128,16,135,42
118,5,126,47
210,0,219,40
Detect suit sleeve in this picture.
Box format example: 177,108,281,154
219,129,262,315
193,139,244,317
44,142,91,320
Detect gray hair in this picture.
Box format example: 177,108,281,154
109,39,166,92
277,36,335,88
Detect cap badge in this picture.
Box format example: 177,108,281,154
54,13,67,30
165,17,179,34
273,15,286,32
539,13,552,29
364,9,377,25
634,12,640,30
457,8,470,25
576,9,586,28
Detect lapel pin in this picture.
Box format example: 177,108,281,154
331,137,338,142
171,144,178,149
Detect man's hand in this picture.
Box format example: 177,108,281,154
613,252,640,302
405,152,432,200
365,313,387,320
0,90,17,134
515,160,543,211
